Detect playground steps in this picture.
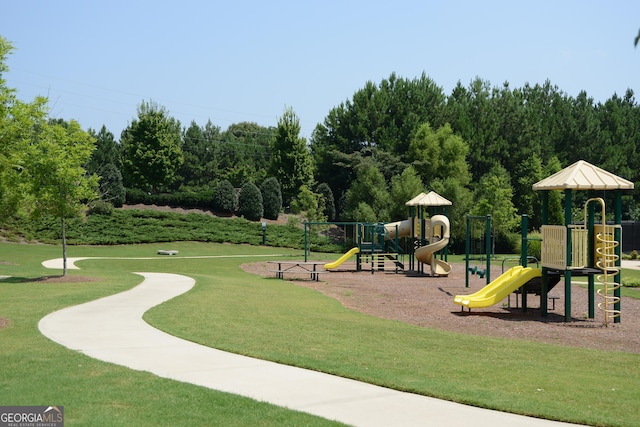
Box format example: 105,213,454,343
359,252,404,272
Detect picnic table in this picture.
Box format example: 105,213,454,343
268,261,328,281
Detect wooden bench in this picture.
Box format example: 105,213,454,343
268,261,328,281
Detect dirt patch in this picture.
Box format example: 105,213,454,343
0,317,9,329
241,261,640,354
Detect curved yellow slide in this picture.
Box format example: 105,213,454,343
324,247,360,270
415,215,452,276
453,266,542,308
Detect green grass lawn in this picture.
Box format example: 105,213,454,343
1,242,639,426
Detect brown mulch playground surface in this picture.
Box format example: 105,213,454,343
241,260,640,354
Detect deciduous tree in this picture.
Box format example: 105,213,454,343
0,37,48,219
121,100,183,193
471,165,518,246
344,161,391,222
27,119,98,275
389,166,423,220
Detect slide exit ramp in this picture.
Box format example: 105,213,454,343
453,266,542,309
324,247,360,270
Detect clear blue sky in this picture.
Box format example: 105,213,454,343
2,1,639,140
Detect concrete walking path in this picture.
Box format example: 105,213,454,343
38,262,582,426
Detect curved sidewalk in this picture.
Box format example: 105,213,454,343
38,270,581,427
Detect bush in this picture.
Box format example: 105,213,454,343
631,250,638,260
237,182,263,221
124,188,215,209
622,278,640,288
99,163,126,207
125,188,154,205
316,182,336,221
525,232,542,261
260,177,282,220
88,200,114,216
212,180,236,213
513,232,541,261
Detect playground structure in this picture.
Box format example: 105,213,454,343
465,215,492,287
455,160,634,325
318,192,453,277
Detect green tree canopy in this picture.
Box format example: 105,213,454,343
87,125,119,173
343,161,391,222
121,100,184,193
316,182,336,221
471,165,519,241
179,120,222,189
269,107,314,205
26,119,98,274
290,185,327,223
0,37,49,219
408,122,470,187
389,166,424,220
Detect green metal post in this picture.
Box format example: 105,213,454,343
564,190,573,322
588,199,595,319
485,215,491,285
521,214,529,312
465,215,470,288
521,215,528,267
541,191,550,318
304,222,309,262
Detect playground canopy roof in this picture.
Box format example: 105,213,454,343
405,191,452,207
532,160,634,191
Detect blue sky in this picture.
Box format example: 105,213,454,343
2,1,639,140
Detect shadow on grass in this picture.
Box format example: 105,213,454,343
1,275,100,284
450,307,605,327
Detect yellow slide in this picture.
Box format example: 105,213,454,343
415,215,452,276
453,266,542,309
324,247,360,270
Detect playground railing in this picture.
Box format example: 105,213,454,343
541,225,566,270
569,225,588,268
541,224,588,270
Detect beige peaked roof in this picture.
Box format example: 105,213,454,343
533,160,634,191
405,191,452,207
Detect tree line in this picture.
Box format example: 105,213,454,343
3,35,640,254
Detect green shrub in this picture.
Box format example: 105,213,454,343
88,200,114,216
525,232,542,261
631,250,638,260
622,278,640,288
316,182,336,221
260,177,282,220
237,182,263,221
212,180,236,213
99,163,126,207
125,188,154,205
513,232,542,262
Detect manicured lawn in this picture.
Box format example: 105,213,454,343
0,243,344,426
2,242,639,426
